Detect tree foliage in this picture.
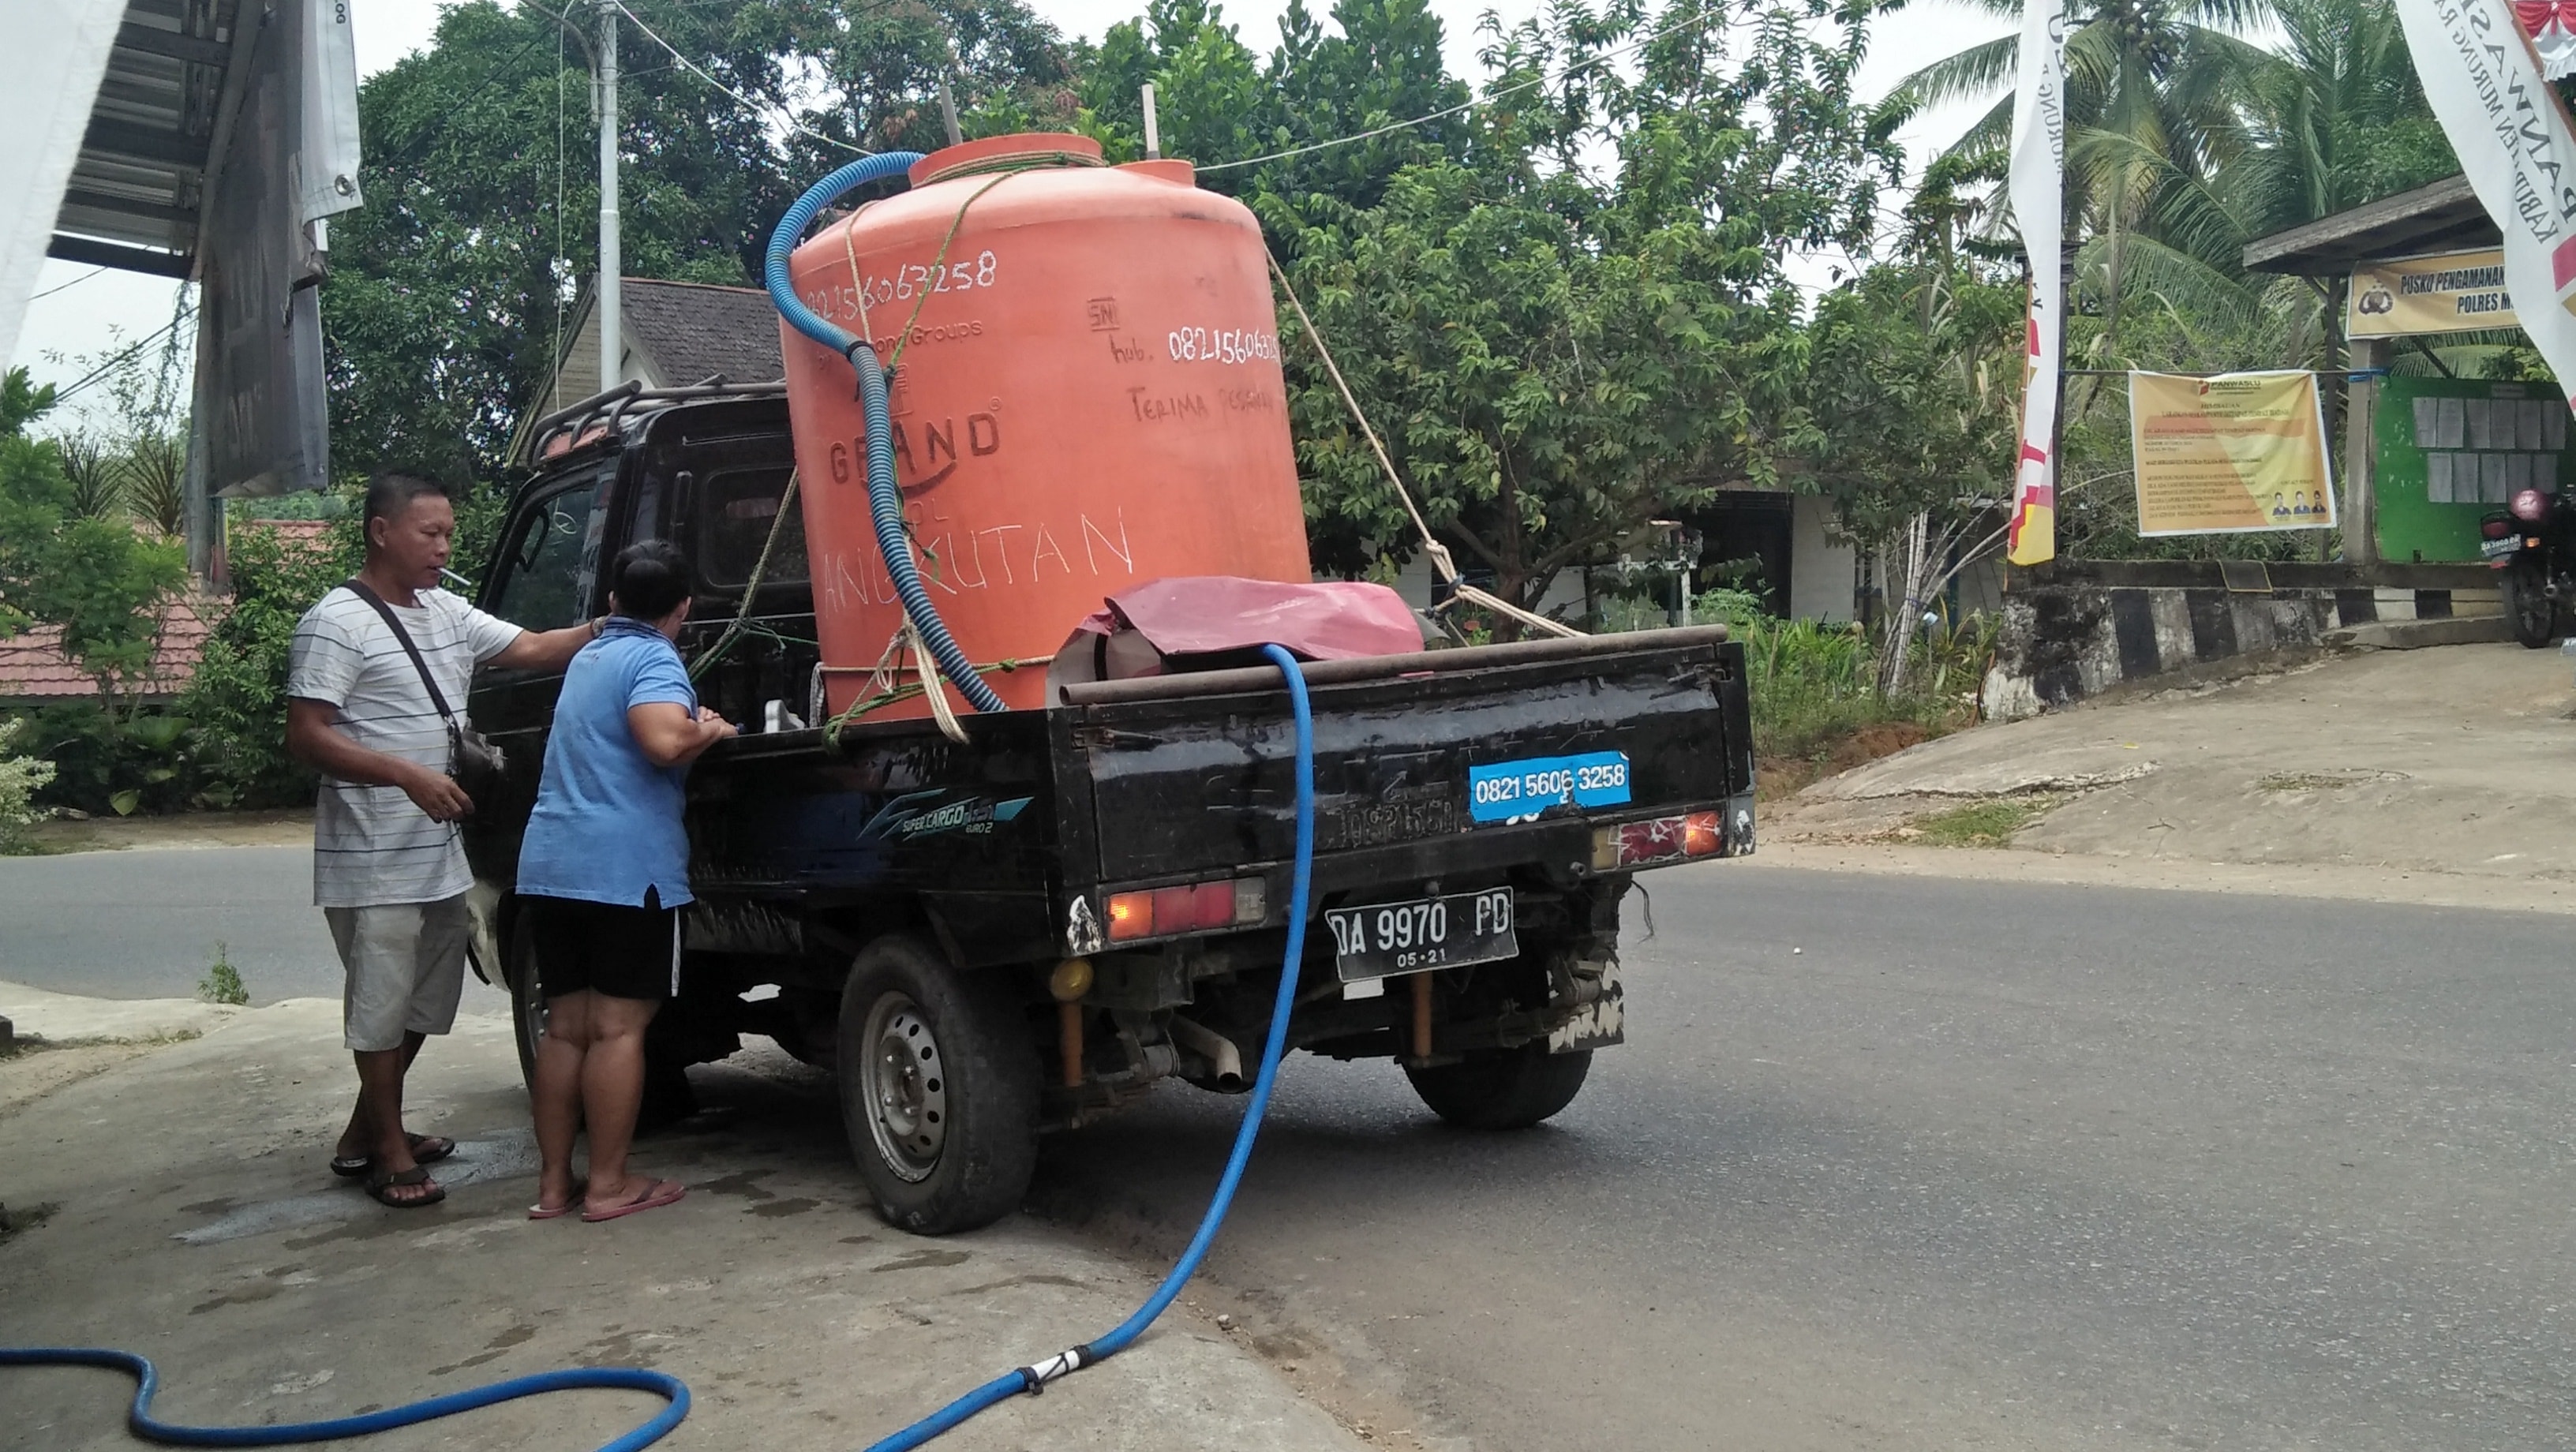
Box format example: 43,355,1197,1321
1276,0,1896,619
0,369,187,696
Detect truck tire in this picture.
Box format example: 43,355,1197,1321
837,935,1039,1234
506,917,546,1095
1403,1043,1592,1129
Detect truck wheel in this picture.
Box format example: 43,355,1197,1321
837,935,1039,1235
506,917,545,1095
2505,559,2555,648
1403,1043,1592,1129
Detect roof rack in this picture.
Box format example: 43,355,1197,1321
522,377,788,466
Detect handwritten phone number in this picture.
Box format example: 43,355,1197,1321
1167,327,1279,365
811,250,1000,318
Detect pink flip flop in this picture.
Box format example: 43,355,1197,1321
581,1179,686,1222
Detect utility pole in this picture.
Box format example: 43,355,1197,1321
597,0,620,391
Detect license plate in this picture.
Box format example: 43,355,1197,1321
2481,536,2523,559
1325,889,1518,982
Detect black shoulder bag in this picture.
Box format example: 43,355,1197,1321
342,580,509,814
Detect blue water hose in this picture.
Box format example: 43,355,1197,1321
761,151,1007,716
0,1348,686,1449
856,643,1319,1452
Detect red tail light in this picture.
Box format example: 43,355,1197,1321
2483,517,2517,540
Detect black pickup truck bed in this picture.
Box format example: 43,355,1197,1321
463,387,1754,1234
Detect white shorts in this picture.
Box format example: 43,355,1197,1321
324,894,470,1052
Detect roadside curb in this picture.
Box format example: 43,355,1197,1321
2323,615,2510,649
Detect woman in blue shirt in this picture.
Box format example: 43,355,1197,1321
520,541,735,1222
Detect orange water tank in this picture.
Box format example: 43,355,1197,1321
781,133,1313,717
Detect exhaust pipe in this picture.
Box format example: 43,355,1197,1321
1167,1016,1247,1091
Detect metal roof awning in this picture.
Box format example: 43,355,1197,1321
51,0,254,280
2241,175,2498,275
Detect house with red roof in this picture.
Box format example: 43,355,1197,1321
0,518,335,707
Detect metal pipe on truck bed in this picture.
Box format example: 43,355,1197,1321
1056,623,1733,708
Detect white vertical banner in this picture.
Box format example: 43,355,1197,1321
2398,0,2576,407
298,0,365,224
2006,0,2066,566
0,0,123,368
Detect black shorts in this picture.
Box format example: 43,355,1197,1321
527,889,680,1002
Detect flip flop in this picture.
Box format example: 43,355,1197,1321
365,1164,445,1209
331,1133,456,1179
528,1181,588,1220
581,1179,686,1223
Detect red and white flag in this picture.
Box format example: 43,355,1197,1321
2398,0,2576,404
2006,0,2066,567
2514,0,2576,77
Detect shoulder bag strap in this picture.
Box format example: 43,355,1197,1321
340,579,457,724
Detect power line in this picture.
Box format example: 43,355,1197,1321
1198,0,1732,174
52,305,196,405
612,1,870,155
29,267,108,301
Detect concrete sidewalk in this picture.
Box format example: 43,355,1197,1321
1771,642,2576,895
0,998,1368,1452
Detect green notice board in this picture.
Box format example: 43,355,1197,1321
2376,376,2574,563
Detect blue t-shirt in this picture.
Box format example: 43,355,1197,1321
517,619,699,908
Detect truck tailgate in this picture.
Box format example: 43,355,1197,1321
1051,626,1752,889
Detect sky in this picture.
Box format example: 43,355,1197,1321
10,0,2011,433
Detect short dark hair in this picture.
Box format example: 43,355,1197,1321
611,539,691,621
361,472,453,548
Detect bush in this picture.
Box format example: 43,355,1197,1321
179,513,363,808
0,719,57,854
10,702,197,817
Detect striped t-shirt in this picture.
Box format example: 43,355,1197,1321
286,586,522,908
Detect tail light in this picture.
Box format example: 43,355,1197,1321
2514,488,2548,522
2483,516,2516,540
1592,811,1726,870
1105,876,1267,943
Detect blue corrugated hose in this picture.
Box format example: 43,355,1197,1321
854,643,1320,1452
0,1348,687,1449
761,150,1007,716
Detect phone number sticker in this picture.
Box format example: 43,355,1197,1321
1466,751,1632,824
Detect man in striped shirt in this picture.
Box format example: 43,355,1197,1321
286,473,598,1208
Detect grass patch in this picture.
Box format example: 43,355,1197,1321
0,1027,203,1062
198,942,248,1005
1726,612,1995,798
2267,772,2359,792
0,1201,59,1241
1911,797,2050,848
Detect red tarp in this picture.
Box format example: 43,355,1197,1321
1053,576,1423,683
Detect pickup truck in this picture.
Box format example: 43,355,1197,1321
462,381,1757,1233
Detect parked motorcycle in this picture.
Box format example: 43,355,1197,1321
2481,486,2576,648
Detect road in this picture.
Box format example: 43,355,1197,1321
0,844,342,1003
1037,862,2576,1452
9,844,2570,1448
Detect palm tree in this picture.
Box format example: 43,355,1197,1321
1889,0,2277,343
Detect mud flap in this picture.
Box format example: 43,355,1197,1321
1546,961,1625,1053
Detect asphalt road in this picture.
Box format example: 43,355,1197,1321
10,845,2571,1448
1035,863,2576,1452
0,845,343,1003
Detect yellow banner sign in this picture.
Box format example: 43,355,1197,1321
2346,249,2518,338
2130,370,2336,536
